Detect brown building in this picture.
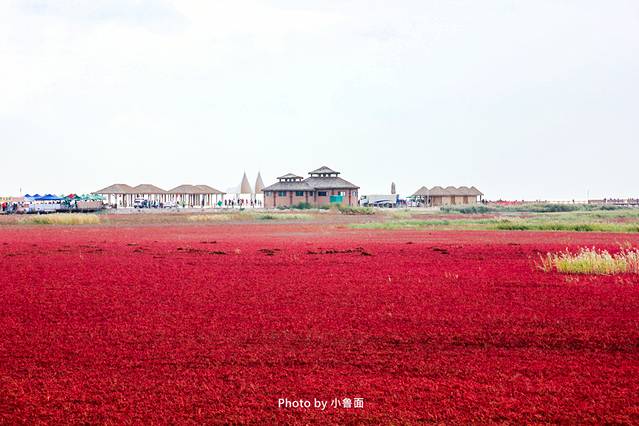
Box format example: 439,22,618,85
412,186,483,206
263,166,359,208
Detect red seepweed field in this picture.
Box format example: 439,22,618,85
1,222,639,424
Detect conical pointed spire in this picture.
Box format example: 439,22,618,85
240,172,252,194
254,172,265,194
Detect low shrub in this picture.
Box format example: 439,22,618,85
351,220,451,229
337,206,375,215
494,222,639,233
442,203,628,214
291,202,313,210
256,213,311,221
494,222,530,231
501,204,625,213
440,205,495,214
187,214,234,222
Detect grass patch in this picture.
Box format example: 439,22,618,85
386,209,420,219
493,221,639,233
291,202,313,210
337,206,375,215
352,220,451,230
441,203,627,214
440,205,495,214
276,202,328,211
188,212,312,222
257,213,311,220
19,213,101,225
350,216,639,233
538,247,639,274
187,214,235,222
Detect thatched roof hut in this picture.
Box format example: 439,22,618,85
133,184,166,194
410,185,484,206
168,184,209,194
469,186,484,196
428,186,448,196
412,186,483,197
94,184,136,194
411,186,430,197
195,185,225,194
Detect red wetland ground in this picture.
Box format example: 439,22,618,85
1,222,639,424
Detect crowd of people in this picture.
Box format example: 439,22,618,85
1,201,20,213
223,198,262,208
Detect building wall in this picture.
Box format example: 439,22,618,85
454,196,478,205
264,192,275,208
418,195,479,207
312,189,358,207
264,189,358,208
430,196,456,206
264,191,312,208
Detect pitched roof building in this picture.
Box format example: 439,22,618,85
133,184,166,194
262,166,359,208
94,183,224,208
410,186,484,206
95,183,136,194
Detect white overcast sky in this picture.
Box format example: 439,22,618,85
1,0,638,200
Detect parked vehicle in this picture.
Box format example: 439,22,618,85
133,198,149,208
360,194,398,208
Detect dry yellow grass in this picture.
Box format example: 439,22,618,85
187,212,312,222
19,213,101,225
187,214,235,222
538,247,639,275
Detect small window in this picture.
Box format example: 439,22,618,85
278,191,286,197
352,191,357,196
295,191,304,196
338,191,346,196
318,191,327,196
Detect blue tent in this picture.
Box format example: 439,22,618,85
36,194,64,201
